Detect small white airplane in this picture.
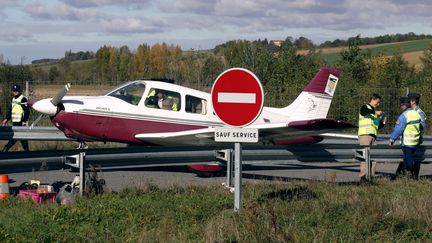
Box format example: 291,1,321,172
31,67,355,146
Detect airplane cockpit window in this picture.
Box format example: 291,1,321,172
186,95,207,115
107,82,146,105
145,88,181,111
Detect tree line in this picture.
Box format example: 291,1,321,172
1,35,432,134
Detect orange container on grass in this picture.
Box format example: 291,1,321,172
0,175,10,200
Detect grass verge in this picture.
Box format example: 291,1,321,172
1,179,431,242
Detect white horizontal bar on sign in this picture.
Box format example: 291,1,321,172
218,92,256,104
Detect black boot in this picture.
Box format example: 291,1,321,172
412,162,421,180
391,162,406,180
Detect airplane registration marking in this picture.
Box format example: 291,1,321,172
217,92,256,104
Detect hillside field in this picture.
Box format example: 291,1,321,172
312,39,432,66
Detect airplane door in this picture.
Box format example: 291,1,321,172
104,82,146,143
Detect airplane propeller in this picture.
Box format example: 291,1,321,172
51,83,70,106
30,83,71,129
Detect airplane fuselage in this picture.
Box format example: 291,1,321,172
39,80,286,145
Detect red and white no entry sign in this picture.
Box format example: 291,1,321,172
211,68,264,127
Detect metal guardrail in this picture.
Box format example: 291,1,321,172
0,144,431,173
2,126,432,143
0,126,72,141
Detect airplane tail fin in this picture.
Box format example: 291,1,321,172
279,67,341,120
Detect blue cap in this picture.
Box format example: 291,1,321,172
12,84,21,92
400,97,410,105
407,93,420,100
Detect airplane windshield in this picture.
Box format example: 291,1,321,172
107,82,146,105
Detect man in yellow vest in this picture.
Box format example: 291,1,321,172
390,97,422,179
2,84,29,152
358,93,386,182
407,93,426,179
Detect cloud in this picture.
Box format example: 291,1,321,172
0,0,19,20
388,0,432,5
156,0,432,34
24,2,108,21
0,30,34,42
168,0,217,14
9,0,432,48
102,17,168,34
60,0,152,8
0,0,17,8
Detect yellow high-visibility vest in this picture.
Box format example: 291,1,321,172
417,107,426,121
167,95,178,111
403,109,421,146
148,89,156,97
358,104,379,136
11,95,25,122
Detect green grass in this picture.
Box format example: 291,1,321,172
322,39,432,64
1,179,432,242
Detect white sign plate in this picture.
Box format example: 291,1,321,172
324,74,338,96
214,127,259,143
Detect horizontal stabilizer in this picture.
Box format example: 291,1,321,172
287,119,357,130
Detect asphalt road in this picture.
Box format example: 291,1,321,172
6,162,432,192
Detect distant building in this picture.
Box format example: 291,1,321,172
270,40,283,47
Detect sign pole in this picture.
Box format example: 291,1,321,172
211,68,264,213
234,142,242,212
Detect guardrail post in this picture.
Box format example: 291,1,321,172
226,149,234,188
65,152,86,196
355,146,372,181
216,149,234,189
78,152,86,197
364,146,371,181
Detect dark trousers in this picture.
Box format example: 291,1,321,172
402,146,417,170
3,122,29,152
395,146,419,179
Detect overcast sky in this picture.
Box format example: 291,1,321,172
0,0,431,64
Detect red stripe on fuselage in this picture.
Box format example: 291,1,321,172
52,112,207,144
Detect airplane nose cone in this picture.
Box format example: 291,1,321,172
32,99,57,116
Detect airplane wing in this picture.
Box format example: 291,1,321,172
251,118,357,142
135,128,216,146
135,118,356,145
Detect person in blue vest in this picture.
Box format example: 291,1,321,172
1,84,30,152
390,97,422,179
407,93,426,179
